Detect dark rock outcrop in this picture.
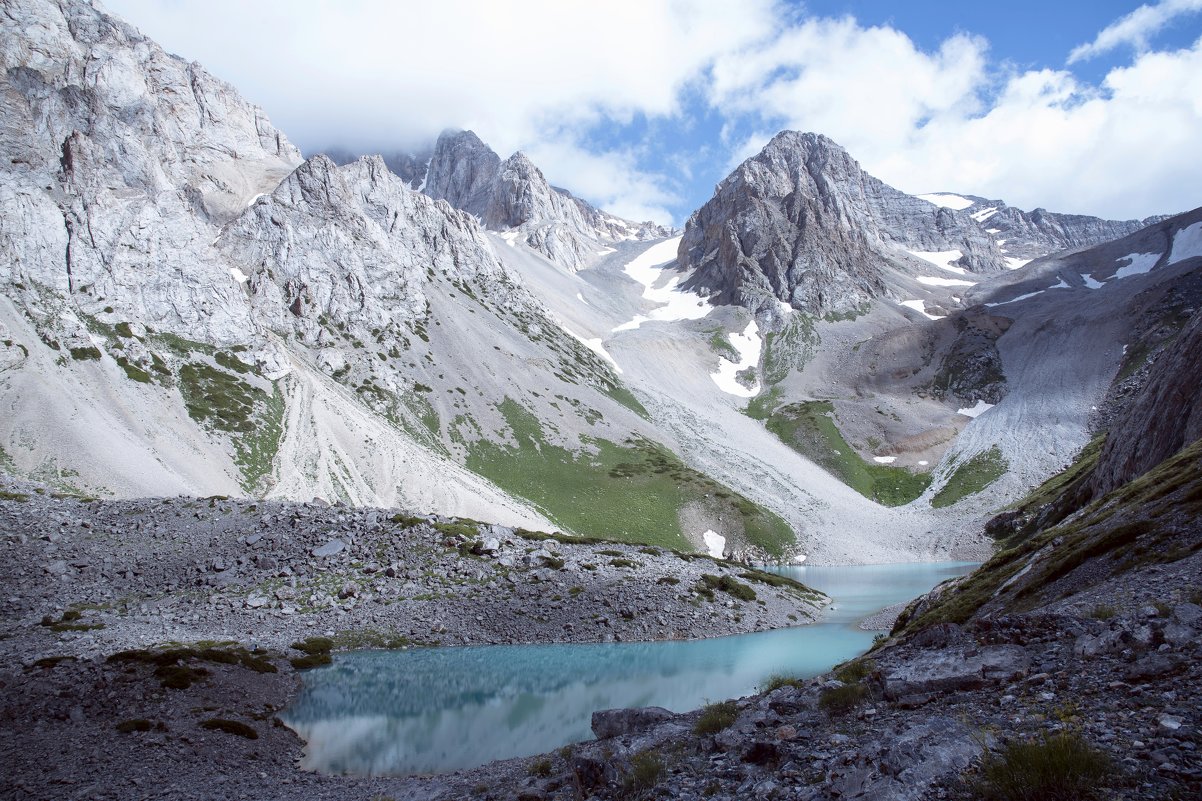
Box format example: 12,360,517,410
678,131,1007,316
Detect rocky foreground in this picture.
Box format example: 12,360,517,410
0,478,826,800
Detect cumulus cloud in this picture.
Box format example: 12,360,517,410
103,0,780,224
1068,0,1202,63
104,0,1202,223
706,20,1202,219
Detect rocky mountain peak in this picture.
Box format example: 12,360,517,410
679,130,1007,317
422,129,502,217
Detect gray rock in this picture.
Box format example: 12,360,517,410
311,540,346,558
883,645,1030,699
591,706,674,739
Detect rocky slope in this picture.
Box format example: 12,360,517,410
947,194,1173,262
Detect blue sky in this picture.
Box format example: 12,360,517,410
107,0,1202,225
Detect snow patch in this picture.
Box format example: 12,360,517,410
246,192,266,207
229,267,249,284
900,299,943,320
985,290,1043,307
917,193,974,210
970,207,998,222
560,324,623,374
500,231,522,247
1168,222,1202,264
1113,251,1161,279
702,529,726,559
1082,274,1105,289
916,275,976,287
918,460,929,466
872,456,897,464
958,399,995,418
710,320,762,398
613,237,712,332
597,246,616,256
909,249,966,274
1005,257,1031,270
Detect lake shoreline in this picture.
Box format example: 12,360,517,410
1,486,832,799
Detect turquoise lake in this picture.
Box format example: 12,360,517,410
282,561,977,776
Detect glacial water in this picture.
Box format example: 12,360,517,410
283,561,976,776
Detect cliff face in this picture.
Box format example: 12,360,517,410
1089,308,1202,498
679,132,1007,316
967,202,1173,261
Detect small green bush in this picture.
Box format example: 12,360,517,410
699,573,757,601
200,718,258,740
694,700,738,735
973,733,1112,801
1089,604,1116,620
291,636,333,655
528,758,553,777
610,558,637,568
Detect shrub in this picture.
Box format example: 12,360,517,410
699,573,757,601
1089,604,1116,620
973,733,1112,801
291,636,334,655
694,700,738,735
528,758,553,777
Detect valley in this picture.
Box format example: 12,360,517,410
2,0,1201,799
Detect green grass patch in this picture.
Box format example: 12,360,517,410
931,446,1008,508
754,399,931,506
972,732,1112,801
466,398,793,555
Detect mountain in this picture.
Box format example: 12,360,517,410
0,0,832,563
319,145,432,189
679,131,1177,318
919,192,1173,262
322,130,674,271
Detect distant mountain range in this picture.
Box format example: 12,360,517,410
2,0,1199,565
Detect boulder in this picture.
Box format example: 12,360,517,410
882,645,1030,699
591,707,674,739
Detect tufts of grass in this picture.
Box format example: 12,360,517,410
694,700,738,735
528,758,553,777
931,446,1008,508
818,683,869,715
622,750,665,794
699,573,757,602
1089,604,1116,620
200,718,259,740
833,658,876,685
760,674,805,692
972,733,1112,801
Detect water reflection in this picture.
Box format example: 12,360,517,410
283,561,976,775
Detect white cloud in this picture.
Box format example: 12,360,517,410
705,18,1202,220
1068,0,1202,63
102,0,1202,223
102,0,781,225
